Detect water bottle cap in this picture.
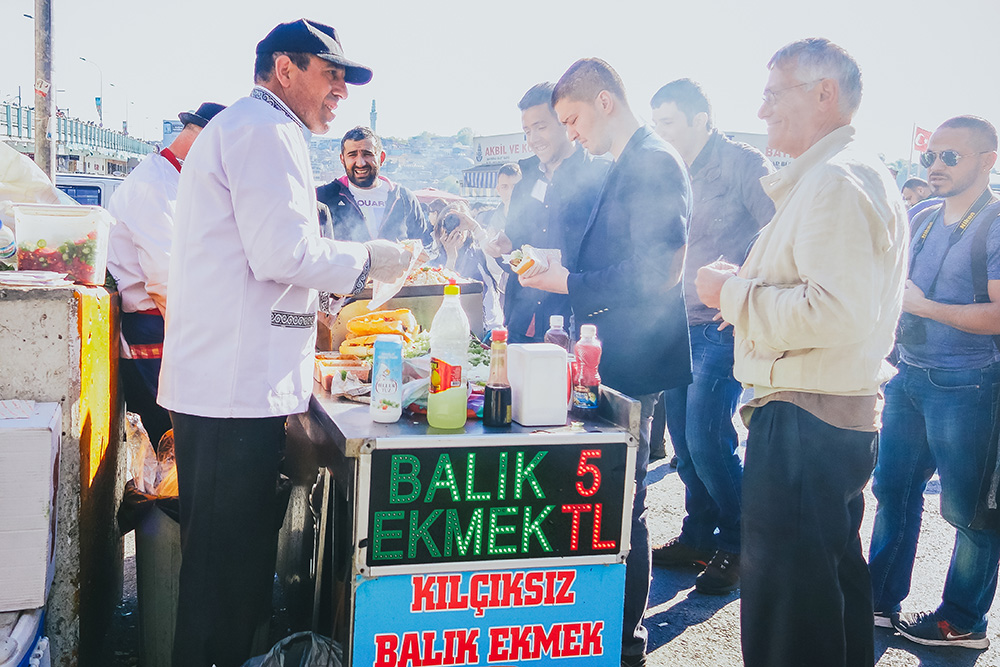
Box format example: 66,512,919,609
491,327,507,342
444,280,460,296
580,324,597,338
549,315,564,328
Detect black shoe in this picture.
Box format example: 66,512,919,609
695,550,740,595
651,537,712,569
650,446,667,461
892,610,990,649
668,455,679,468
873,611,898,628
621,653,646,667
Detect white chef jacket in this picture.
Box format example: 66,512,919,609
106,151,178,314
158,87,370,418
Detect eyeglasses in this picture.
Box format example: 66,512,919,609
761,80,820,105
920,150,990,168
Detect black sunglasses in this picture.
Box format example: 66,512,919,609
920,149,989,168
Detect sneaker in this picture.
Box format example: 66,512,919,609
695,550,740,595
669,455,679,468
652,537,712,569
873,611,898,628
892,610,990,650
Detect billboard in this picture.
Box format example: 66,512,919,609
472,134,532,166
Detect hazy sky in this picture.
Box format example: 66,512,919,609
2,0,998,161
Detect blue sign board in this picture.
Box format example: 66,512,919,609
352,563,625,666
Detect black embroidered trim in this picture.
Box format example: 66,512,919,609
271,310,316,329
251,87,305,129
350,256,371,296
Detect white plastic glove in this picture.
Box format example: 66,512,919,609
364,239,412,283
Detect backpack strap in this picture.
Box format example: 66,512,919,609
969,202,1000,349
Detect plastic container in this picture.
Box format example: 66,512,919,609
508,343,568,426
542,315,571,351
483,328,512,427
370,335,403,423
571,324,602,419
427,281,470,429
0,223,15,268
12,204,112,285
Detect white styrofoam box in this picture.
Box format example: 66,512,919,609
0,607,42,667
507,343,568,426
0,403,60,612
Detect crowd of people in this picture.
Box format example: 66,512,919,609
101,16,1000,667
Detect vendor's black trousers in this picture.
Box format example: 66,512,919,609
169,411,286,667
741,401,876,667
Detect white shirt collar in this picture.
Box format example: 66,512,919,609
250,85,312,141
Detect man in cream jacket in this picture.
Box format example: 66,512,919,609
696,38,908,667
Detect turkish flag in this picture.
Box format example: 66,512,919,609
914,127,932,152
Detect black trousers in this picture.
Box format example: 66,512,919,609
170,412,286,667
741,401,877,667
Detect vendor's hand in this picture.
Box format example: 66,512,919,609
902,279,928,316
520,251,569,294
364,239,412,283
695,260,739,310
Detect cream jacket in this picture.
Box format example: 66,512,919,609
719,125,908,397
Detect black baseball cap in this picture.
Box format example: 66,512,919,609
256,19,373,85
178,102,227,128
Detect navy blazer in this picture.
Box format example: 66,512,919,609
567,126,693,397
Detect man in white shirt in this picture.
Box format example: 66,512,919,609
107,101,225,448
158,19,410,667
316,126,432,245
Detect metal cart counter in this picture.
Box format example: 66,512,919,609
294,383,640,667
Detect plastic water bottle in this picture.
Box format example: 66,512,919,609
571,324,602,419
370,335,403,423
0,222,16,268
544,315,573,406
543,314,571,351
428,281,470,429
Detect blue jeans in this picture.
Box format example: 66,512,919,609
663,324,744,553
870,361,1000,633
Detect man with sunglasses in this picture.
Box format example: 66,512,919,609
869,115,1000,650
695,38,908,667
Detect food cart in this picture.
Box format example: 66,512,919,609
295,284,639,667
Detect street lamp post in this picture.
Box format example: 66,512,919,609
79,56,103,126
32,0,55,180
109,82,131,134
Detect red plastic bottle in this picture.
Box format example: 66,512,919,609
571,324,601,419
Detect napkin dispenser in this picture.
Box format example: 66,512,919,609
507,343,568,426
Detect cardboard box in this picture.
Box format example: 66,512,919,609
0,403,60,612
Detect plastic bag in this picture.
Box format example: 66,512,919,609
125,412,158,494
241,631,342,667
368,240,424,311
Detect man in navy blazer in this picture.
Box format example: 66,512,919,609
523,57,693,667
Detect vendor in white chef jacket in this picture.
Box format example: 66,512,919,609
157,19,411,667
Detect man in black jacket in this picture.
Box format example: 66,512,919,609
316,126,432,246
474,82,609,342
523,58,693,667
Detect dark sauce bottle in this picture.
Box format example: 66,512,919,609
483,328,512,427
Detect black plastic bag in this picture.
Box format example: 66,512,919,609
241,632,342,667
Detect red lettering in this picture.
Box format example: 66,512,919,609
420,631,444,666
582,621,604,656
561,503,592,550
576,449,602,496
561,622,583,657
499,571,524,608
488,572,503,607
510,624,536,660
591,503,617,550
411,575,437,612
469,573,489,617
455,628,479,663
399,633,420,666
536,623,561,657
487,626,510,662
523,571,544,605
374,634,399,667
444,574,467,610
554,570,576,605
